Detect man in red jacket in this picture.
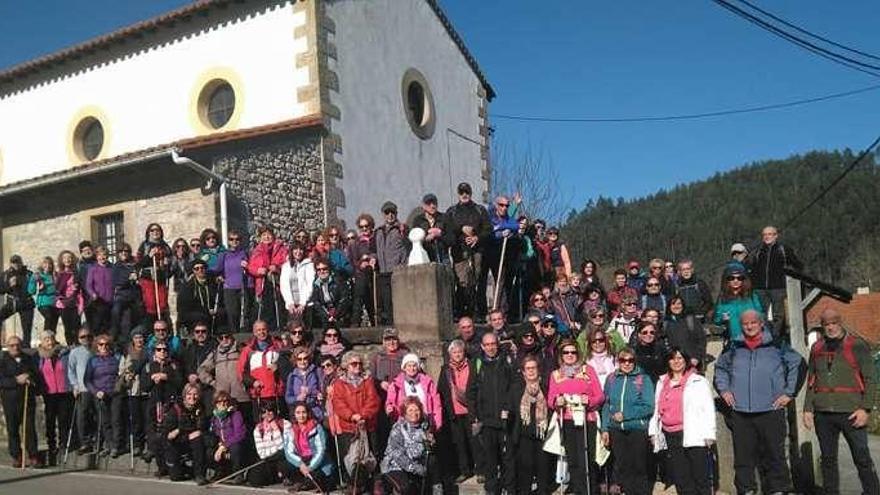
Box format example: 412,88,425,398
237,320,284,418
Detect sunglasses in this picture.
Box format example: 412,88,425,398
619,357,635,364
296,356,310,362
316,267,330,272
522,333,536,339
291,330,303,335
228,237,240,242
497,203,509,207
358,224,370,230
79,334,93,339
325,333,339,338
640,331,656,336
193,266,206,271
647,283,660,287
591,338,607,343
592,314,605,318
175,245,187,249
625,302,637,306
533,297,545,302
155,348,168,353
193,329,207,334
190,243,201,248
561,350,578,355
727,275,745,281
97,342,110,347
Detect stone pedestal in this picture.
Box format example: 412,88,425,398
391,263,454,377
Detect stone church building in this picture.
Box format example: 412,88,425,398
0,0,494,278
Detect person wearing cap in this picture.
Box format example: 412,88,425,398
1,255,36,348
446,182,492,319
674,259,714,322
412,193,453,264
484,195,521,315
746,226,803,337
385,353,442,430
730,242,748,264
349,213,378,326
177,259,223,337
375,201,410,325
370,327,408,457
607,268,639,316
115,325,150,458
714,263,764,342
537,313,564,381
626,260,647,295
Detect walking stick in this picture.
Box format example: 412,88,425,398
128,390,135,472
63,393,79,465
333,432,346,489
305,471,327,495
207,457,269,487
152,255,162,320
96,396,104,456
210,288,221,337
583,421,592,495
239,267,248,332
269,273,280,332
492,235,509,311
706,446,716,495
21,382,29,470
371,269,379,327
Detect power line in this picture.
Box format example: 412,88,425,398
711,0,880,78
733,0,880,62
491,83,880,123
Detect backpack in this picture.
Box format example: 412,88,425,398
809,334,865,394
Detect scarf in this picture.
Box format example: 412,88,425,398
403,374,427,406
320,341,345,357
213,408,230,420
561,364,580,379
292,419,317,458
341,371,365,388
520,380,548,439
744,331,763,350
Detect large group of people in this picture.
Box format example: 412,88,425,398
0,185,877,495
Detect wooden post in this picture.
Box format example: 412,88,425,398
786,274,821,492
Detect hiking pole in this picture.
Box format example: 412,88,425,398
492,235,509,311
333,432,346,489
583,421,591,495
706,445,716,495
96,396,104,456
421,444,432,495
207,457,268,487
128,389,135,472
210,288,221,338
372,269,379,327
240,267,248,332
305,471,327,495
63,393,79,466
21,382,29,470
152,255,162,321
270,272,280,332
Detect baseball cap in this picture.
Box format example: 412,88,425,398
730,243,747,254
382,327,399,339
457,182,472,195
381,201,398,214
422,193,438,205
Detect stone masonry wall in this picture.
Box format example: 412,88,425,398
213,135,325,240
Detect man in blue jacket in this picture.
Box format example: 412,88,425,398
715,309,803,495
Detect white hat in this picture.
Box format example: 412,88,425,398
730,242,747,254
401,353,421,370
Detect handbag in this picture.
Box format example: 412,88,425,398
542,411,564,455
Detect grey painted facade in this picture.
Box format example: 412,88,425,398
325,0,489,225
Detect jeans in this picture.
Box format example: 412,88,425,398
729,409,791,493
815,411,880,495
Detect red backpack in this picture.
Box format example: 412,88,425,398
809,334,865,394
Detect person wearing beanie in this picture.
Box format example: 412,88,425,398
385,353,442,431
714,264,764,342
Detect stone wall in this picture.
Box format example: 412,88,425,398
213,134,326,239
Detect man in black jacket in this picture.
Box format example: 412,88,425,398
466,332,513,494
180,321,216,408
0,335,42,467
446,182,491,320
411,193,454,264
675,259,714,322
747,226,803,336
0,256,35,348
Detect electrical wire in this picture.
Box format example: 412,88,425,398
711,0,880,77
733,0,880,62
491,83,880,123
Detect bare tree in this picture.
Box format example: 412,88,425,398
490,139,573,226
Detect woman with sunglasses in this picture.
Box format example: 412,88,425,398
601,347,656,495
608,295,641,352
648,348,716,495
507,355,551,495
713,263,764,342
641,277,667,319
163,383,210,484
285,346,323,421
311,231,354,281
631,321,669,383
330,351,381,491
195,228,226,276
247,226,288,332
527,291,551,319
209,390,247,485
317,326,350,361
308,259,351,329
280,242,315,322
216,229,251,333
141,341,182,473
84,334,120,456
547,339,605,495
135,223,172,323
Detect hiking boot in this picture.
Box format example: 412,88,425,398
47,449,58,467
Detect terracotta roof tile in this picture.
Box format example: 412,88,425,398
806,293,880,345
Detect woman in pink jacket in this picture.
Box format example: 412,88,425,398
384,353,442,431
547,338,605,495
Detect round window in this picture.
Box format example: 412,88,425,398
401,69,435,140
198,79,236,130
73,117,104,161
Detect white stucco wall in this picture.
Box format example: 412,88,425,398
0,1,310,186
325,0,489,224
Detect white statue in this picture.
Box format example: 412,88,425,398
407,227,430,266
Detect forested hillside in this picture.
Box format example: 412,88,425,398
562,150,880,291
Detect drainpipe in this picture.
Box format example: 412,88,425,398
171,149,229,242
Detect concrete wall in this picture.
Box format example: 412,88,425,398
0,1,311,186
324,0,489,226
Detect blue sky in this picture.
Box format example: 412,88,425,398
3,0,879,211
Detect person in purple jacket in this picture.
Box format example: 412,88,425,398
285,345,323,421
85,246,114,335
84,334,120,456
216,229,251,333
210,390,247,485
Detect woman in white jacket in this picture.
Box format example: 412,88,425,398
648,347,716,495
280,243,316,321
